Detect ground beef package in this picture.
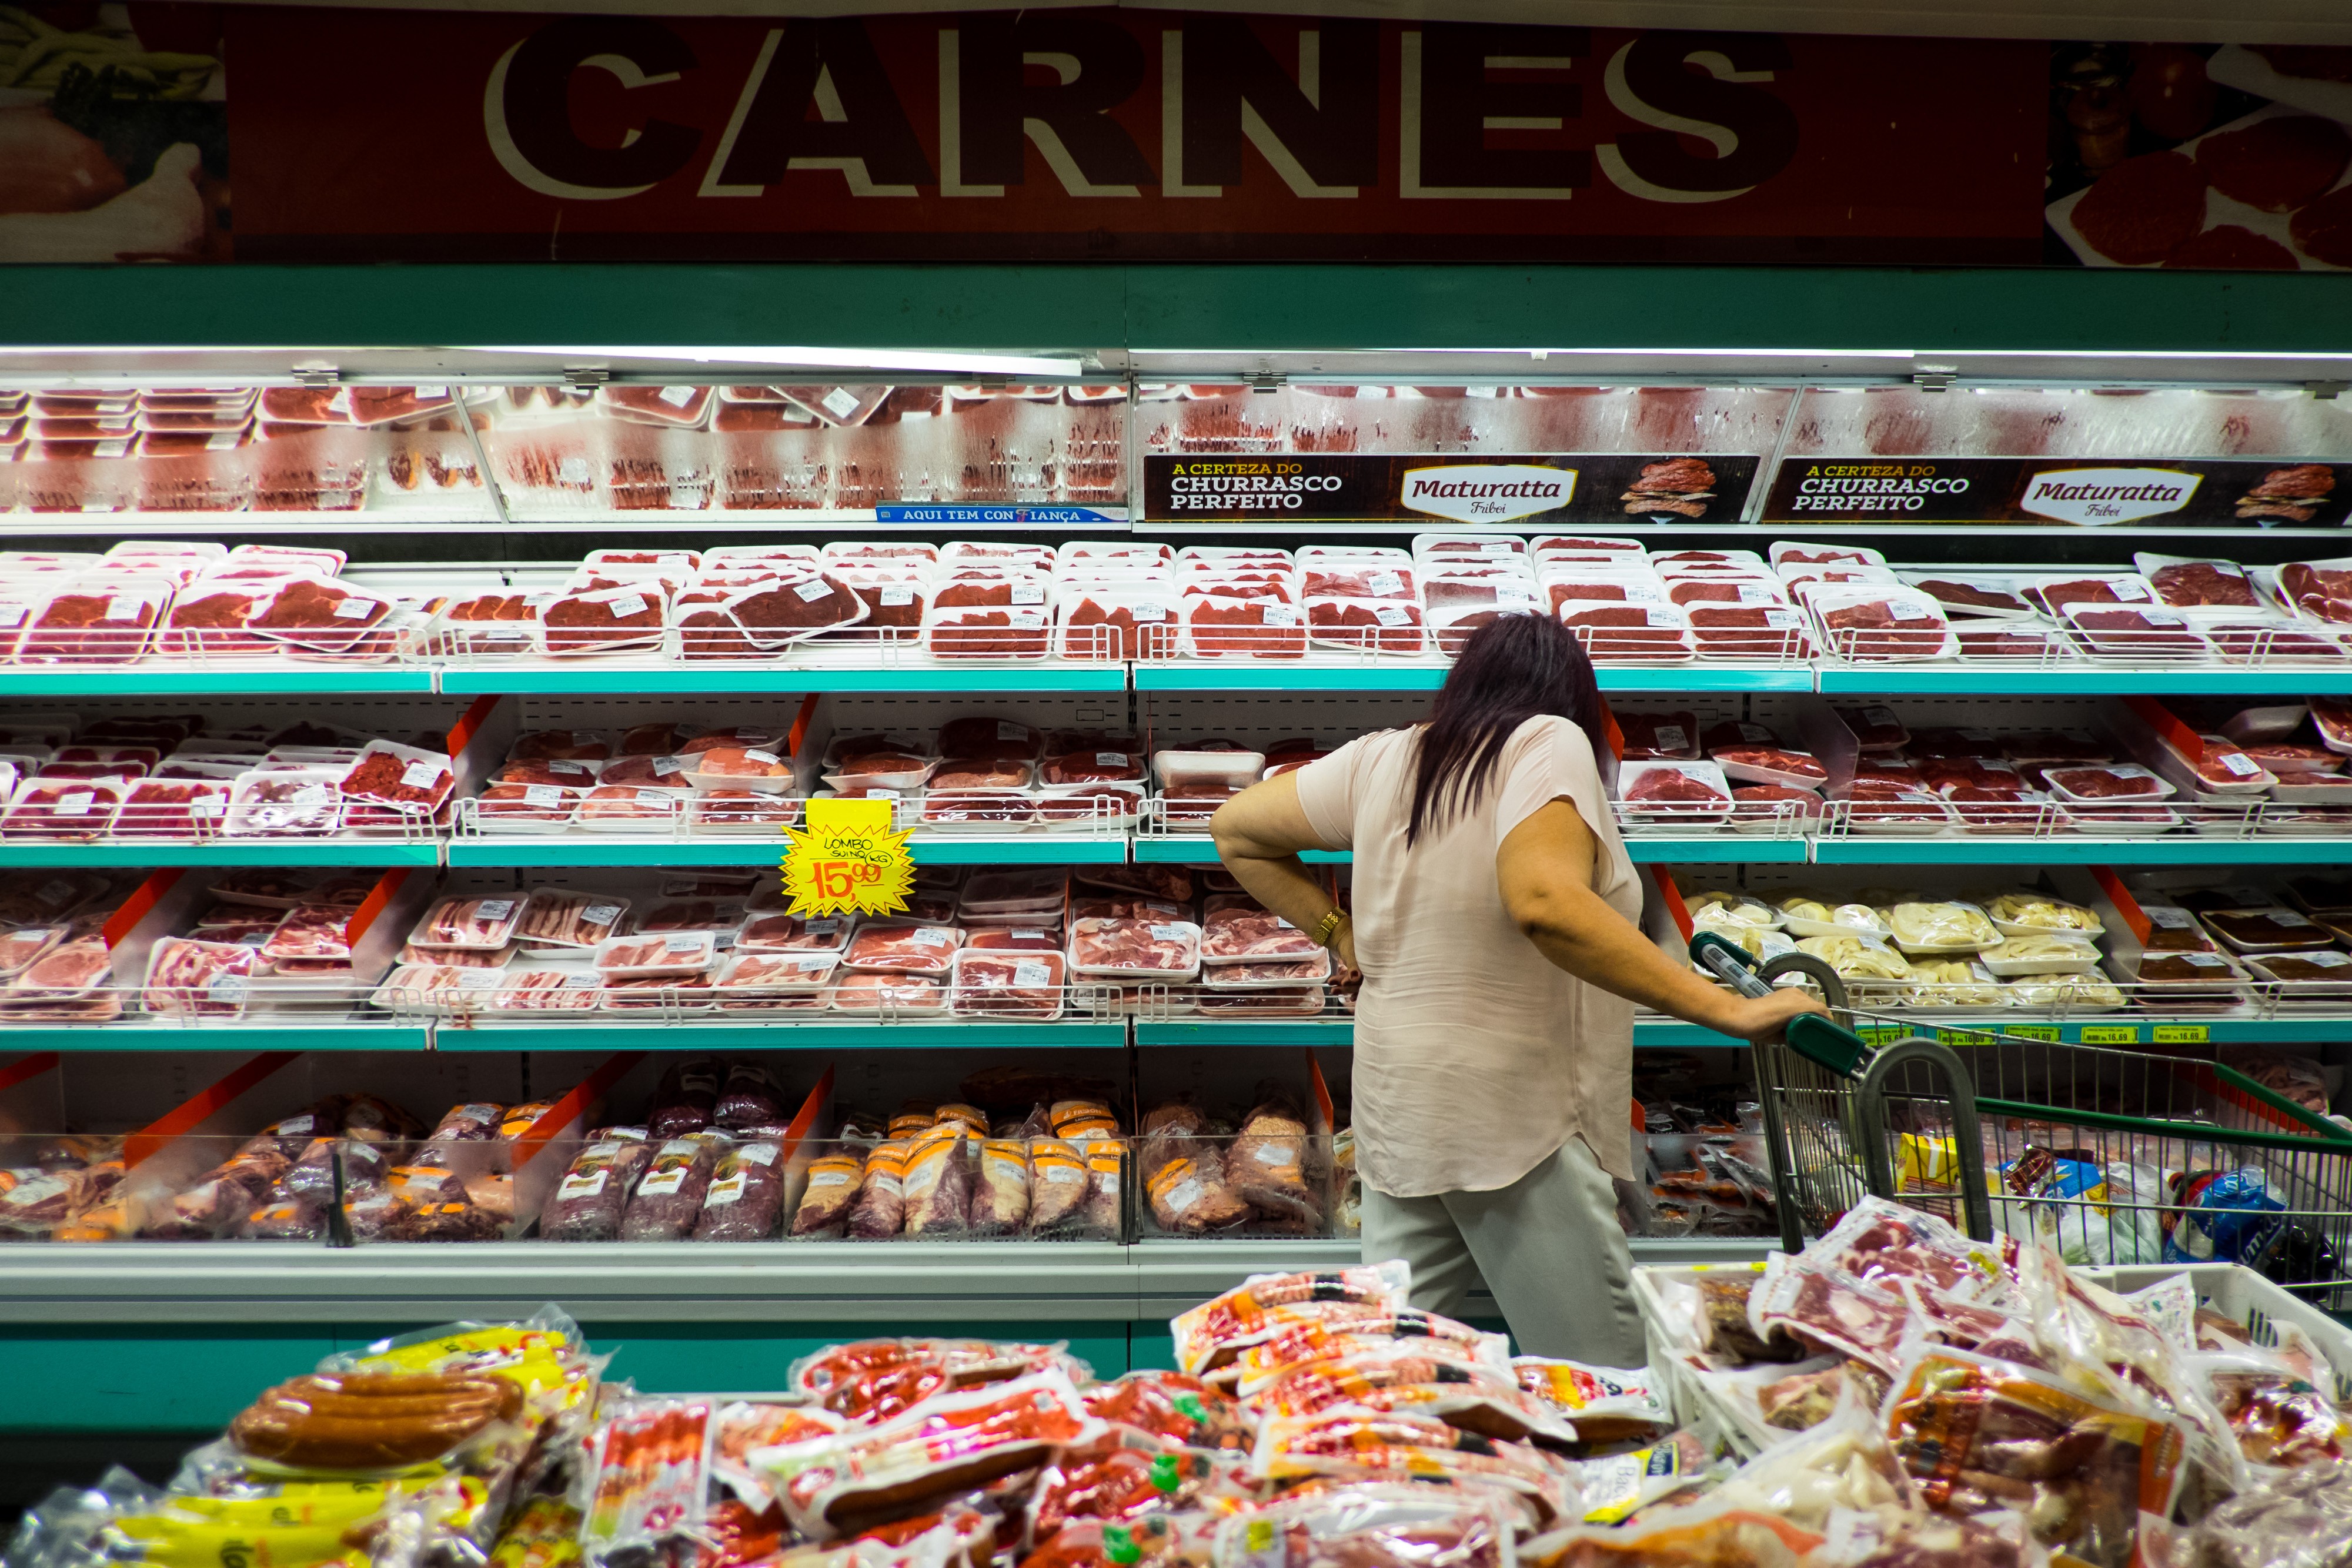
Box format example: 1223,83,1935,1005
715,1061,787,1132
694,1142,786,1241
619,1137,720,1241
543,1138,653,1241
647,1058,722,1138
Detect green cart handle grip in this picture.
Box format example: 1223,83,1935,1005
1686,932,1871,1076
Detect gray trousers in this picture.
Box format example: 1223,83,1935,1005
1359,1135,1647,1368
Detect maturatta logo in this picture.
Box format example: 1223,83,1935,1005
1400,464,1576,524
2019,467,2201,526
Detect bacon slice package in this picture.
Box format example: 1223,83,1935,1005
1171,1262,1412,1375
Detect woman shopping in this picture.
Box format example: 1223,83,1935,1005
1210,612,1824,1365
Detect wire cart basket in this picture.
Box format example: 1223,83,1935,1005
1689,932,2352,1308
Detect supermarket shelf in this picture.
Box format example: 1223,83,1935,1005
1811,836,2352,867
5,1022,432,1052
431,1020,1129,1051
448,834,1127,868
438,663,1128,696
1135,663,1446,693
1815,664,2352,697
0,840,439,868
0,666,437,696
1135,1019,1355,1047
1625,837,1809,864
1598,666,1816,694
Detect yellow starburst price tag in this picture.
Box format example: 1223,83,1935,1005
783,797,914,917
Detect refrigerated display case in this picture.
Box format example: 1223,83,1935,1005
3,260,2351,1436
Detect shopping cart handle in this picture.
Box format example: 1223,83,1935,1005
1689,931,1771,997
1687,933,1872,1075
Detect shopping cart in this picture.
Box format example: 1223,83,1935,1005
1689,931,2352,1304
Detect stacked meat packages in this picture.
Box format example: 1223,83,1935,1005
1135,1091,1334,1238
475,720,802,837
0,708,457,844
0,1089,565,1243
0,869,138,1024
820,716,1144,836
1624,1060,1779,1241
1612,710,1826,834
1546,540,1817,664
141,867,387,1018
1651,1195,2352,1567
0,540,452,666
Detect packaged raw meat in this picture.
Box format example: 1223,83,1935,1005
901,1126,973,1236
1305,598,1426,656
925,598,1053,661
2279,559,2352,624
952,950,1067,1018
1555,601,1693,661
620,1138,721,1241
739,913,852,954
13,935,111,999
542,583,668,654
223,767,344,837
843,923,964,975
716,952,840,997
410,895,532,952
260,904,354,964
1,778,123,840
596,930,719,979
1201,900,1319,964
1808,585,1956,661
1616,760,1734,818
964,1139,1031,1235
1179,595,1306,660
16,581,170,663
1060,589,1175,661
1251,1411,1570,1519
1712,745,1828,787
2043,764,2176,803
2137,553,2264,613
542,1138,652,1241
1612,711,1700,761
513,890,629,951
142,936,258,1017
1227,1095,1321,1228
790,1151,865,1238
576,784,687,828
828,973,948,1014
696,1142,787,1241
2064,604,2210,658
844,1141,913,1238
1069,917,1201,980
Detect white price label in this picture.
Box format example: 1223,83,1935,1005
744,748,780,765
557,456,591,484
1013,961,1052,988
208,433,241,451
1263,604,1299,626
557,1170,607,1200
1010,583,1046,606
1862,706,1900,727
1012,930,1048,942
400,759,443,789
2273,911,2316,927
2219,753,2261,777
1095,751,1131,767
664,932,703,953
1653,726,1688,751
805,918,840,935
634,788,675,805
582,903,622,927
52,792,93,816
105,595,139,621
0,604,25,628
1374,604,1411,628
657,385,697,409
636,1166,687,1197
794,579,832,603
476,900,516,920
878,586,915,606
2147,907,2197,928
607,593,649,618
820,387,863,418
93,439,128,459
739,1143,780,1166
208,971,249,1002
332,597,377,619
1367,571,1405,596
1130,600,1166,620
522,785,564,806
911,927,954,947
1007,611,1045,628
1149,922,1189,941
794,955,834,972
2297,951,2352,968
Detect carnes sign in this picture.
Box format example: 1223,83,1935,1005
227,9,2043,262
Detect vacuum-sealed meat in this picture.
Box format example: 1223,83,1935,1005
1614,711,1700,761
901,1127,973,1236
1142,1119,1250,1235
1027,1138,1092,1234
714,1061,787,1132
543,1138,652,1242
792,1151,865,1238
968,1139,1031,1235
1228,1095,1321,1228
695,1142,786,1241
645,1058,721,1137
619,1138,720,1241
847,1141,911,1239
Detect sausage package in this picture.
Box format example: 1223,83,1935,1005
1171,1261,1412,1375
1250,1412,1572,1524
750,1369,1104,1536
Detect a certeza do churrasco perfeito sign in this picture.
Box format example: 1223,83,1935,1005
1765,458,2351,527
1143,454,1762,524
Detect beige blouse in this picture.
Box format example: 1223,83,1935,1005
1294,715,1641,1196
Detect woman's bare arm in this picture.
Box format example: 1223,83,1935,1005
1498,799,1825,1044
1209,773,1357,973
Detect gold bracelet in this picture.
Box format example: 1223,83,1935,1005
1311,908,1349,948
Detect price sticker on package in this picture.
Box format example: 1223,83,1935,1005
782,795,914,918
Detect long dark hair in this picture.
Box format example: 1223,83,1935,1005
1408,613,1607,846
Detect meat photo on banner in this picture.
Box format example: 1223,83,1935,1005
2049,41,2352,268
0,4,227,262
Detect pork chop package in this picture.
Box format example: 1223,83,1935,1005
542,1136,653,1242
694,1141,787,1241
619,1136,723,1241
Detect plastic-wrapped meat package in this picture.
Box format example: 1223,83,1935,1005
2146,558,2261,610
1618,761,1733,817
411,895,530,951
926,593,1052,661
739,913,851,954
433,590,539,656
721,573,869,647
1303,563,1416,601
953,951,1066,1018
142,936,258,1017
967,1139,1031,1235
646,1058,723,1137
829,973,947,1013
15,583,169,663
2280,561,2352,624
790,1151,865,1237
1060,590,1175,661
619,1137,721,1241
843,923,963,975
1080,1370,1251,1452
335,743,455,821
260,904,353,964
715,1061,787,1132
1028,1444,1235,1546
2032,574,2157,614
1227,1095,1321,1228
115,778,230,837
1746,1258,1914,1374
823,570,925,641
1251,1412,1570,1522
1305,598,1426,656
1015,1137,1087,1234
1040,750,1145,789
1255,1347,1568,1442
1689,604,1812,659
2,779,123,840
1615,711,1700,760
1201,900,1318,963
224,768,343,837
1812,588,1955,661
542,1137,652,1241
673,585,764,660
541,584,667,654
514,890,629,950
1070,917,1200,979
695,1142,786,1241
1181,595,1305,660
476,781,583,827
161,580,282,657
1883,1348,2187,1568
899,1126,973,1236
1555,601,1692,661
846,1141,911,1239
11,936,112,1002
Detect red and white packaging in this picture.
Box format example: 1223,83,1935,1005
1301,558,1415,601
1779,564,1902,599
1532,535,1646,561
841,922,965,975
15,579,171,664
2134,553,2267,616
1202,898,1321,964
2061,604,2211,658
1539,568,1669,612
241,576,394,657
515,891,631,951
596,385,713,427
944,541,1059,572
824,973,948,1014
1059,586,1175,661
116,778,231,837
224,767,344,836
713,951,839,995
1732,785,1823,828
262,905,355,964
1307,597,1426,656
1040,750,1145,789
1808,585,1957,662
1615,759,1734,818
1899,573,2040,619
1662,573,1786,608
1689,604,1813,660
1068,916,1201,980
2276,559,2352,626
1841,787,1959,833
1649,548,1765,570
722,573,870,647
596,929,720,979
1182,595,1306,660
159,577,291,657
951,950,1067,1018
575,784,688,829
1613,711,1699,761
2029,573,2159,615
925,596,1053,661
1712,745,1829,788
1413,534,1528,567
683,745,794,791
1,778,123,840
739,914,853,954
923,790,1041,830
410,895,533,952
1768,542,1887,569
540,583,669,655
823,750,938,793
1555,601,1693,661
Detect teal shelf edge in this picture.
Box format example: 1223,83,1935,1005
440,665,1127,696
0,668,437,696
451,835,1123,868
1134,664,1445,693
1135,1021,1355,1045
0,841,439,868
1810,836,2352,866
1813,667,2352,696
1631,1016,2314,1048
1134,838,1218,864
1596,667,1815,693
1626,838,1806,864
433,1021,1128,1050
13,1025,432,1052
